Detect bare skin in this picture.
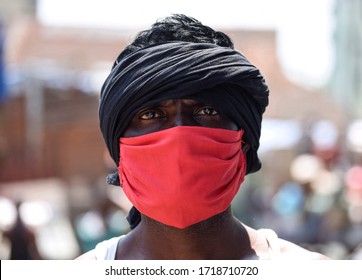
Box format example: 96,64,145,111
122,99,239,137
114,209,261,260
76,99,329,260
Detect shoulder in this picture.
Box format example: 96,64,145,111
254,227,330,260
278,238,331,260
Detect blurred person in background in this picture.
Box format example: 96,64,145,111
77,14,329,260
343,165,362,258
3,201,42,260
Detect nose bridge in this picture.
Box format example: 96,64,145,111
172,100,194,127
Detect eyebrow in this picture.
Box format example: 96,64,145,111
158,99,203,106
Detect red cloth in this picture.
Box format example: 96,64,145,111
119,126,246,228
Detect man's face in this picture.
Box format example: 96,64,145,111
123,98,238,137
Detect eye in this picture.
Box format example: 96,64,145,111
195,107,219,116
138,109,165,120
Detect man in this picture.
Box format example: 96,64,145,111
77,14,328,259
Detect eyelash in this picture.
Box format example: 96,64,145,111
137,106,219,120
139,110,165,120
195,107,219,116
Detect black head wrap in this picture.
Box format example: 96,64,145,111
99,41,269,228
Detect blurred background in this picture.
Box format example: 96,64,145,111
0,0,361,260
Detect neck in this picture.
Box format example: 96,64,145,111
127,208,257,259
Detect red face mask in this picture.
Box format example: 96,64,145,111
119,126,247,229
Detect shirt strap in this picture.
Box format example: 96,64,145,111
94,236,123,260
258,229,282,259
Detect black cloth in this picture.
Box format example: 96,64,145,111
99,41,269,228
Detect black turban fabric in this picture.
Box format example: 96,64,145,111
99,42,269,228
